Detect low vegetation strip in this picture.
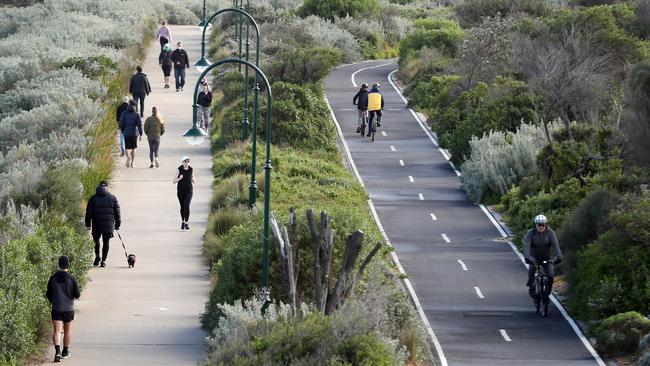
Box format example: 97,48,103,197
199,0,444,364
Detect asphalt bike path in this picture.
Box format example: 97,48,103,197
324,60,604,366
43,26,211,365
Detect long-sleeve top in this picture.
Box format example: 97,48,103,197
120,111,143,138
144,116,165,139
170,49,190,69
129,72,151,95
46,271,81,312
156,26,172,41
198,91,213,108
523,227,562,262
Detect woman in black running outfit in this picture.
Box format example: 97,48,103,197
173,156,195,230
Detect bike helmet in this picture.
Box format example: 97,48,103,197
534,214,548,225
361,83,368,89
372,83,380,90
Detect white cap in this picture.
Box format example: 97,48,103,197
180,156,190,164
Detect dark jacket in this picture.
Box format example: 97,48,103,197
129,72,151,95
523,227,562,262
198,91,212,108
170,49,189,69
159,49,173,67
116,102,128,125
46,270,81,312
353,89,368,110
85,185,121,234
120,110,143,138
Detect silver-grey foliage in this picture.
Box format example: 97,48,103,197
460,122,554,203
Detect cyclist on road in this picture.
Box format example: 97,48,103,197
523,214,563,297
353,83,369,133
367,83,384,137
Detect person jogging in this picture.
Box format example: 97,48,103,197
173,156,195,230
46,256,81,362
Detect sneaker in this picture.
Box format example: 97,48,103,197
377,122,381,127
93,256,101,266
61,350,70,359
126,157,131,167
130,162,135,168
54,353,61,362
185,223,190,230
120,150,125,157
176,88,180,92
149,163,154,168
366,133,371,137
100,261,106,268
356,127,360,133
180,87,183,91
155,158,159,168
181,222,185,230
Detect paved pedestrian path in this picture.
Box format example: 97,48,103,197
44,26,211,365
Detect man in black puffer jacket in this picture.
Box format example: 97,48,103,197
85,181,121,267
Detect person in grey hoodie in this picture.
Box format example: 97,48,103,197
46,256,81,362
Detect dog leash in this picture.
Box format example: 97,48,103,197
115,230,129,259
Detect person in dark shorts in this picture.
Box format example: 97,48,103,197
46,256,81,362
120,104,143,168
173,156,195,230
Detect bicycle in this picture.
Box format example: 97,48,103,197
358,109,368,138
368,110,381,142
529,258,559,317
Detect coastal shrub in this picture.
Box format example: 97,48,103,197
572,195,650,319
454,0,549,26
460,123,548,203
300,0,380,20
593,312,650,357
399,18,463,61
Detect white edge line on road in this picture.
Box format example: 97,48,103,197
324,96,364,188
457,259,468,271
430,213,437,221
387,65,607,366
399,159,404,166
351,62,392,87
500,329,512,342
441,234,450,243
408,175,414,183
474,287,485,299
325,80,449,366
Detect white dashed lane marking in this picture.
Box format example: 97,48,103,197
457,259,468,271
500,329,512,342
474,287,485,299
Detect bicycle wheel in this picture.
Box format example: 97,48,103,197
541,278,549,317
533,278,541,313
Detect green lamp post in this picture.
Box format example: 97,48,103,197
197,0,212,30
195,7,261,204
187,58,273,309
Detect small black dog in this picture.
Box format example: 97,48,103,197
127,254,136,268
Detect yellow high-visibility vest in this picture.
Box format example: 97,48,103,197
368,92,382,111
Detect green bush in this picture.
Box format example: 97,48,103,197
300,0,380,20
455,0,549,26
593,312,650,357
0,224,92,363
572,194,650,319
557,189,620,279
398,18,463,61
268,47,342,84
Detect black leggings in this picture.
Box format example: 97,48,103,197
148,138,160,161
133,93,146,117
159,37,168,49
92,232,111,261
177,189,193,222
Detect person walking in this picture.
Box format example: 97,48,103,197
119,104,143,167
129,66,151,117
173,156,195,230
197,83,212,130
158,43,173,89
116,96,129,156
144,106,165,168
170,41,189,92
46,256,81,362
85,181,121,267
156,20,172,50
